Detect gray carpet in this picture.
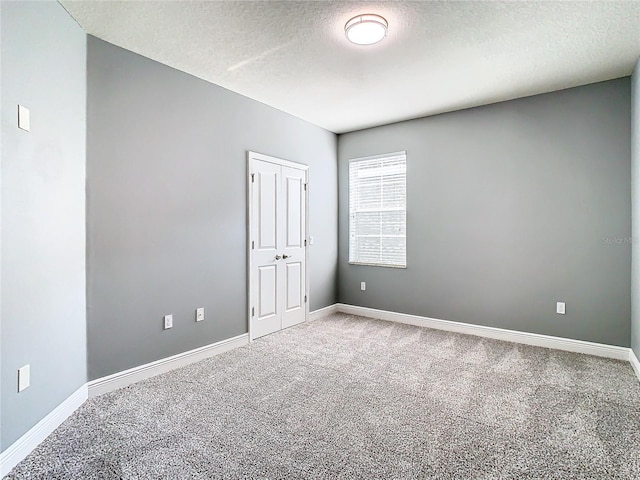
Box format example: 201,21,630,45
5,313,640,479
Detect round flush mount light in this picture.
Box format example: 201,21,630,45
345,14,388,45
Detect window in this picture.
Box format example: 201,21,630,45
349,152,406,268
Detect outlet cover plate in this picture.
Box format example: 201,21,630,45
196,307,205,322
164,314,173,329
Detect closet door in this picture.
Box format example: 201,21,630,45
249,153,307,340
281,165,306,329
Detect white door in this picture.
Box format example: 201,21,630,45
249,152,308,340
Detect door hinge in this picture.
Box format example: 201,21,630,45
304,239,307,247
251,307,255,317
304,295,307,303
251,173,255,183
304,183,307,191
251,240,255,250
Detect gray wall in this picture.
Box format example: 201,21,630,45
87,37,337,380
338,79,631,347
1,0,87,451
632,58,640,358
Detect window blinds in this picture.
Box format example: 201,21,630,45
349,152,406,268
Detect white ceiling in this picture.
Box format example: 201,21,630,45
61,1,640,134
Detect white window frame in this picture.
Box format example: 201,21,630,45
348,151,407,268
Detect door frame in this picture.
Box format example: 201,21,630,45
247,151,310,341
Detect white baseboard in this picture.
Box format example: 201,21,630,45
88,333,249,397
309,304,339,321
336,303,630,361
630,349,640,382
1,332,250,475
0,384,87,477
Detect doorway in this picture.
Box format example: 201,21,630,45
248,151,309,340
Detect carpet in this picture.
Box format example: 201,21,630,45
4,313,640,479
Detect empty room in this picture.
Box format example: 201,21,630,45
2,0,640,478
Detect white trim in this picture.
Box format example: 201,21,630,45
248,151,310,171
309,304,339,321
630,349,640,383
0,384,87,477
336,303,630,361
88,333,249,397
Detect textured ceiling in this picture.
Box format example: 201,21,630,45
61,1,640,133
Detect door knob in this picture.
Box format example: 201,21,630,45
282,254,290,259
275,255,282,260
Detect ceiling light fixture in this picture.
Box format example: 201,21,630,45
345,14,388,46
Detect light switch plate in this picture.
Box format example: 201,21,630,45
196,307,205,322
164,314,173,329
361,282,366,291
18,364,30,392
556,302,566,315
18,105,30,132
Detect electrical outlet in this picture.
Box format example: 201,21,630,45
196,307,205,322
556,302,566,315
18,365,30,392
163,314,173,329
361,281,366,291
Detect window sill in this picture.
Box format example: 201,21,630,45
348,262,407,269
